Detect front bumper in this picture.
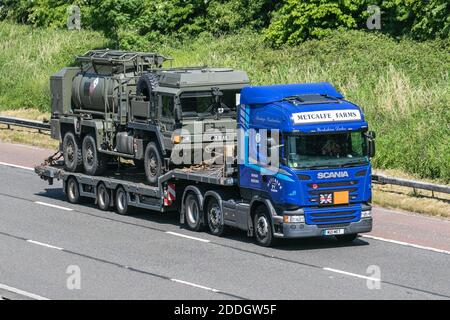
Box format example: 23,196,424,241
273,217,373,239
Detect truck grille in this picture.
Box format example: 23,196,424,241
304,205,360,225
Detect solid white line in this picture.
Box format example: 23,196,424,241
166,231,210,243
361,234,450,255
35,201,73,211
26,240,63,251
0,283,50,300
323,267,380,282
0,161,33,171
171,279,219,292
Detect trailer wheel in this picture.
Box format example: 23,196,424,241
82,134,106,176
66,176,81,204
63,131,82,172
144,142,162,185
185,193,203,231
97,183,110,211
336,234,358,243
206,198,226,236
254,205,274,247
115,187,130,215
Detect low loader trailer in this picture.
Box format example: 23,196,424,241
36,82,376,247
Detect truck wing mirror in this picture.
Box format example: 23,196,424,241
368,139,376,158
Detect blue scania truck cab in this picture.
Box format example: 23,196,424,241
236,82,375,246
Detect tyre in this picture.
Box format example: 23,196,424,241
206,197,226,236
336,233,358,243
115,186,130,215
184,193,203,231
62,131,82,172
97,183,110,211
66,176,81,204
136,73,159,101
144,142,162,185
82,134,106,175
253,205,274,247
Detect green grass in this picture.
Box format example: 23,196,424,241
0,21,108,112
0,22,449,181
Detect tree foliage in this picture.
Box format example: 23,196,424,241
0,0,448,47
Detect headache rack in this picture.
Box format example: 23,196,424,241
76,49,172,74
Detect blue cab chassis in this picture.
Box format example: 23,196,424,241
237,83,375,245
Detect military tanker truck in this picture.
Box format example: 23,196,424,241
50,49,249,185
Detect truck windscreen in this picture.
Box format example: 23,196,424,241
180,90,240,118
286,131,369,169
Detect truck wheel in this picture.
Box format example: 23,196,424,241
185,193,203,231
254,205,274,247
97,183,110,211
144,142,162,185
66,176,81,204
82,134,106,176
115,186,130,215
206,197,226,236
336,234,358,243
63,131,82,172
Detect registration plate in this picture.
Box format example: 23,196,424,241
322,229,345,236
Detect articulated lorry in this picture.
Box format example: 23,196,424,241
37,51,375,247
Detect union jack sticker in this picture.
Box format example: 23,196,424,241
319,193,333,205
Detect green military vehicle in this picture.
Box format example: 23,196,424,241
50,49,249,184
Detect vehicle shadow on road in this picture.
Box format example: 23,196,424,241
221,227,370,251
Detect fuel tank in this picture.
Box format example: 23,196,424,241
71,73,133,113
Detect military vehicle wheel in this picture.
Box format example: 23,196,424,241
63,132,82,172
96,183,110,211
144,142,162,185
336,234,358,243
184,193,203,231
66,176,81,204
206,197,226,236
254,205,275,247
82,134,106,176
115,186,130,215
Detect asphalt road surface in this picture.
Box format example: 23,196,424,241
0,142,449,300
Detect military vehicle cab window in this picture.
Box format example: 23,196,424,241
161,95,175,118
180,90,240,118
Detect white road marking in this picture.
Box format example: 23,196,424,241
362,234,450,255
171,279,219,292
26,240,63,251
323,267,380,282
166,231,210,243
0,283,50,300
0,161,33,171
35,201,73,211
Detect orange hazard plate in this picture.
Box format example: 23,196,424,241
333,191,349,204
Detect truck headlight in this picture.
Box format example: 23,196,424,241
361,210,372,218
283,215,305,223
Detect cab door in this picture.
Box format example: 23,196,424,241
158,94,177,151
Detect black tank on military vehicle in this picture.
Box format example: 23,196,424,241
50,50,249,184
